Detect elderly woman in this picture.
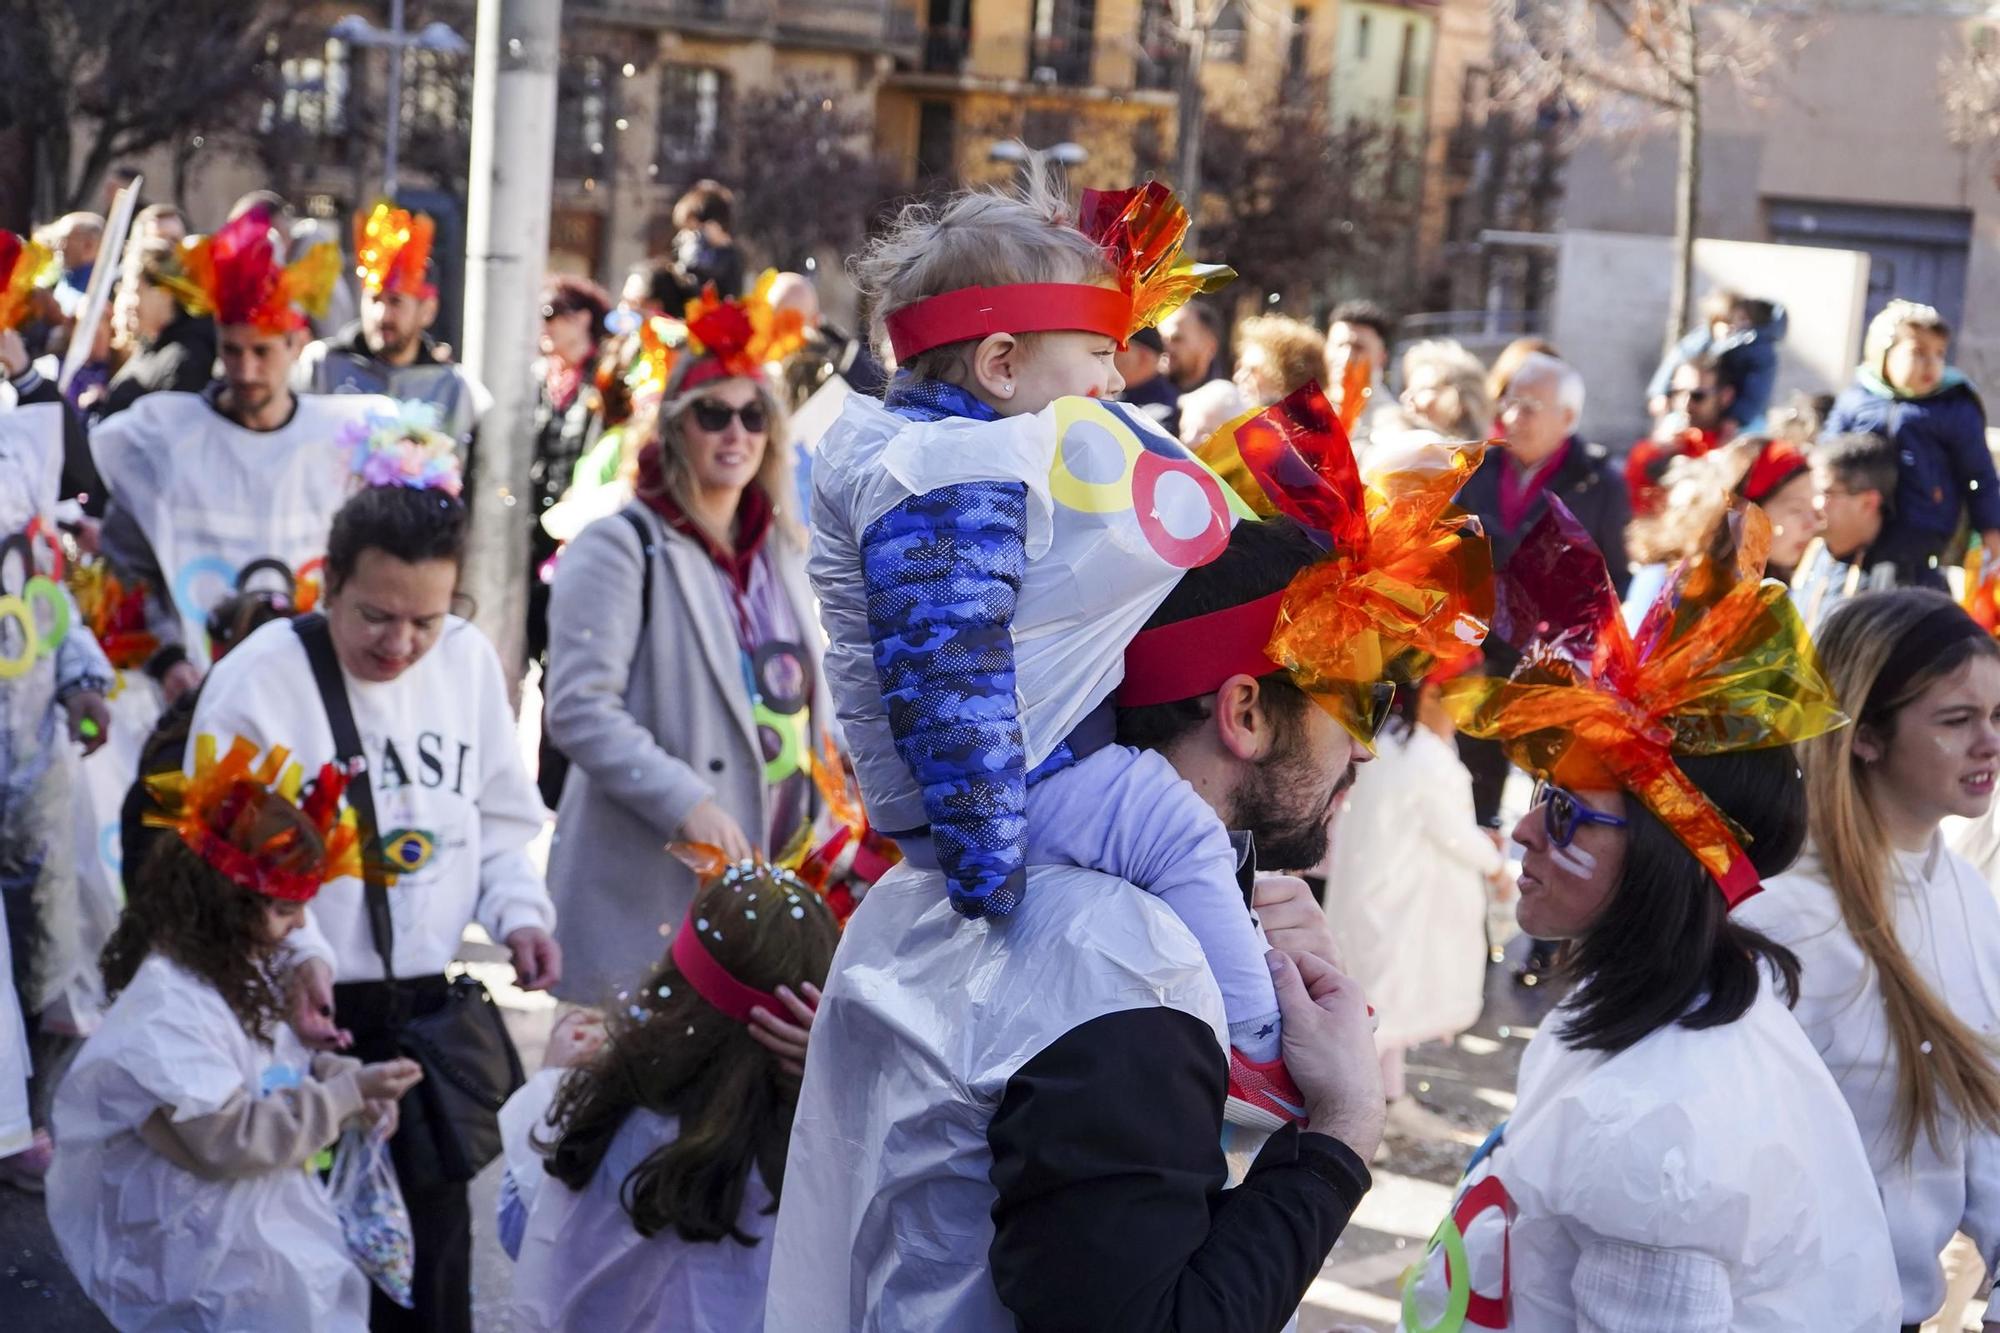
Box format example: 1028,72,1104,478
543,288,830,1009
1398,338,1493,441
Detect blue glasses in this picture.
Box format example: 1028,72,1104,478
1532,782,1628,848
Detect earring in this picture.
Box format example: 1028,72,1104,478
1002,382,1015,397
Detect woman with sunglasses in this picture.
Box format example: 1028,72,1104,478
1736,590,2000,1333
1399,504,1899,1331
542,283,831,1011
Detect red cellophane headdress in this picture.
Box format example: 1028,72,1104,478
159,209,338,333
143,735,383,902
675,269,808,395
789,734,900,923
69,560,158,669
353,201,436,299
1445,499,1847,905
0,231,54,333
1123,380,1493,744
884,180,1234,362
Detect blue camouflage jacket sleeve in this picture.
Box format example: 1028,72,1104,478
861,480,1029,919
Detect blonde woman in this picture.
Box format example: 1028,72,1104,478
543,290,829,1010
1398,338,1493,441
1737,589,2000,1333
1231,314,1325,407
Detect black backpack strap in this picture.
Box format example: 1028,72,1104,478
620,505,655,629
293,613,396,984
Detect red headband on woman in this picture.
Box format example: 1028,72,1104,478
670,910,786,1025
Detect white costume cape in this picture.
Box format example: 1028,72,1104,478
765,861,1227,1332
90,389,391,668
1398,981,1900,1332
809,393,1241,834
47,955,369,1331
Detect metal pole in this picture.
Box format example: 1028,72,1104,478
383,0,407,198
462,0,561,688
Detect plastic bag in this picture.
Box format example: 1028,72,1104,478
328,1126,415,1308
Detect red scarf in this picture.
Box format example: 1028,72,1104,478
1498,437,1572,533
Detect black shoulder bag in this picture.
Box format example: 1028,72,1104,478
293,613,525,1189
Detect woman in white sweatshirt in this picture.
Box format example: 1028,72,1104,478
189,414,558,1333
1738,588,2000,1333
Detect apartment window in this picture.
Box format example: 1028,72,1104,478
1030,0,1096,85
1210,0,1246,63
555,54,610,181
658,64,729,170
1396,20,1421,100
1137,0,1184,91
402,48,470,140
916,99,956,181
261,39,349,137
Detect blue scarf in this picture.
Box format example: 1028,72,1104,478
884,373,1001,424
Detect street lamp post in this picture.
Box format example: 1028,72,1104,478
989,139,1089,190
330,5,470,199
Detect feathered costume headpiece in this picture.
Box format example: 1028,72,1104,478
1126,380,1493,745
157,209,338,333
339,400,464,497
672,269,810,394
144,735,380,902
353,201,436,299
1445,500,1847,904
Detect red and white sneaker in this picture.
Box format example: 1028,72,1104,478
1225,1048,1310,1132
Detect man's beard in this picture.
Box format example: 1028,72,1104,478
369,328,416,360
1231,745,1354,873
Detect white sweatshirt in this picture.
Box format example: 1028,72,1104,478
189,616,554,981
1741,838,2000,1324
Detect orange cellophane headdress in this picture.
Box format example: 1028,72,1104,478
676,270,809,394
792,733,900,922
69,560,158,670
0,231,55,333
353,201,435,299
159,209,338,334
626,314,690,408
1445,499,1847,905
1140,381,1490,743
884,181,1233,361
143,735,383,902
1964,547,2000,634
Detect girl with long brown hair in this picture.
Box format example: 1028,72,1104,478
1738,588,2000,1331
508,854,837,1332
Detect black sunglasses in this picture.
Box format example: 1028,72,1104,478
1669,387,1712,403
690,399,768,434
1532,781,1629,848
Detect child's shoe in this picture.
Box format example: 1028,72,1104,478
1224,1049,1310,1131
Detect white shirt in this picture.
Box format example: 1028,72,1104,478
1399,980,1900,1331
1740,839,2000,1323
47,955,368,1331
513,1104,776,1333
190,616,553,981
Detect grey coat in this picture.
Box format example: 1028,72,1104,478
542,501,829,1006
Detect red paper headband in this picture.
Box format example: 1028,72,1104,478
1119,591,1286,707
1739,440,1811,505
669,910,786,1025
885,283,1133,362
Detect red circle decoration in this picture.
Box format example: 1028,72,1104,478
1132,451,1231,569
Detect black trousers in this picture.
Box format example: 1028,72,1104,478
334,976,473,1333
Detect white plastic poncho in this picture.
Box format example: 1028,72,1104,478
47,955,369,1332
1397,980,1901,1332
808,392,1242,834
1323,726,1500,1049
765,861,1227,1332
89,389,391,668
513,1106,777,1333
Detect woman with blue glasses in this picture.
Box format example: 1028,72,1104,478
1397,503,1899,1332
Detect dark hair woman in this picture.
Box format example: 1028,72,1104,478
99,237,216,420
1738,589,2000,1331
1400,505,1902,1331
543,282,828,1010
507,859,837,1329
186,410,556,1333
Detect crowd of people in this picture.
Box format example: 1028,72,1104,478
1,153,1999,1333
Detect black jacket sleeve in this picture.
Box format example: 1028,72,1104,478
987,1006,1370,1333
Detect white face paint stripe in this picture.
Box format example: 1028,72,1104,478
1548,841,1598,879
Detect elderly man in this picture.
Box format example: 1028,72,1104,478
1454,349,1627,978
768,518,1385,1333
296,203,488,455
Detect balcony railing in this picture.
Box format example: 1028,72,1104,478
572,0,919,53
1027,34,1094,87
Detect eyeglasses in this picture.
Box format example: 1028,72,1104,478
689,400,768,434
1668,387,1712,403
1532,781,1629,848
